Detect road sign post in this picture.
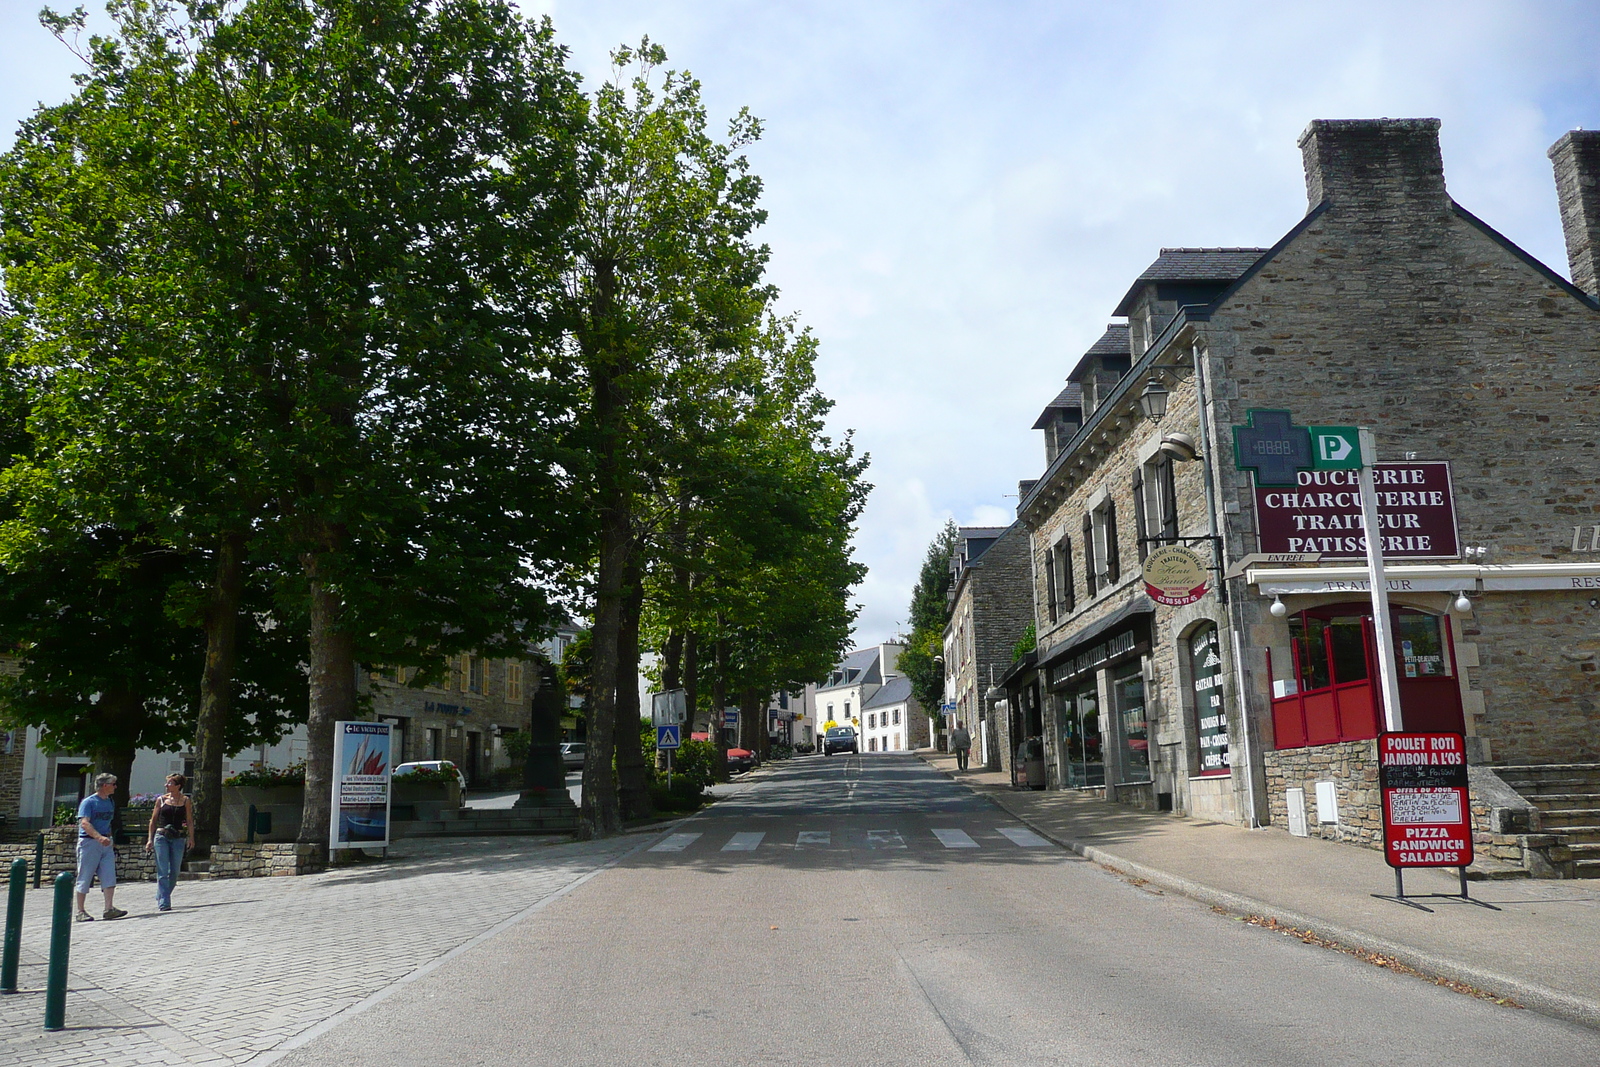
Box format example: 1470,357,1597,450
1356,428,1404,732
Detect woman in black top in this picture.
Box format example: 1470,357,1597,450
145,773,194,912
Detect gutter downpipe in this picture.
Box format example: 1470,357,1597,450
1191,336,1263,828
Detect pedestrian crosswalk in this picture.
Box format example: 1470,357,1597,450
645,826,1057,854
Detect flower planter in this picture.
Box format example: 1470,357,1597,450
221,785,304,842
391,778,461,822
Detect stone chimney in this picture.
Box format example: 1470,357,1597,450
1298,118,1447,212
1548,130,1600,299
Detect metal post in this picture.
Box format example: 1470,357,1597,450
1357,429,1403,731
32,834,44,890
2,858,24,993
248,804,258,845
45,871,72,1031
1394,867,1405,900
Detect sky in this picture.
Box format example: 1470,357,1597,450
3,1,1599,651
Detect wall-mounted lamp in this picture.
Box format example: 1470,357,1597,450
1463,544,1490,561
1452,592,1473,614
1137,377,1169,421
1270,595,1288,618
1159,432,1201,462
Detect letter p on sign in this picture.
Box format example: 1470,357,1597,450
1309,426,1362,470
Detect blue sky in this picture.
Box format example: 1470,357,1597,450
4,1,1599,648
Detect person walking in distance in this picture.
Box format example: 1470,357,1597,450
951,721,973,772
75,773,127,922
146,773,194,912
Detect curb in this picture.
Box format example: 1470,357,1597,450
917,752,1600,1032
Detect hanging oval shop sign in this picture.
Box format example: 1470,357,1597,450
1142,545,1210,606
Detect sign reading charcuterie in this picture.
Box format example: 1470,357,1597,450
1141,545,1209,606
1255,462,1459,559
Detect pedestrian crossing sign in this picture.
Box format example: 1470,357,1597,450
656,724,681,750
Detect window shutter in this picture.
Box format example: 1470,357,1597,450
1082,513,1097,597
1044,548,1058,624
1159,458,1179,539
1062,536,1076,614
1105,502,1120,584
1132,468,1148,562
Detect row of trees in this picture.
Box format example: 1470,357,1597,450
0,0,865,846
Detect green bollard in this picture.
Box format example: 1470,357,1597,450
2,858,24,993
33,834,44,890
44,871,71,1031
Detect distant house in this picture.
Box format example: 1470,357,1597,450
813,642,926,752
942,525,1032,775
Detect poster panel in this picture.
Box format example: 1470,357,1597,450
1378,732,1472,869
330,720,392,851
1189,624,1229,776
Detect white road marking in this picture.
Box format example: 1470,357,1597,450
722,832,765,852
796,831,830,848
998,826,1052,848
932,828,978,849
866,829,905,849
648,833,702,853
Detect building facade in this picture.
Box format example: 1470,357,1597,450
941,524,1033,776
1016,120,1600,871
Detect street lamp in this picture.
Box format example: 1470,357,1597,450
1137,376,1169,421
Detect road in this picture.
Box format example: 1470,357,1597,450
280,753,1598,1066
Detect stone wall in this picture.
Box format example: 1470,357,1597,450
961,523,1036,775
210,842,326,878
1263,739,1382,847
0,825,157,884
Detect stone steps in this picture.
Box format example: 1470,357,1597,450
1495,764,1600,879
396,806,577,838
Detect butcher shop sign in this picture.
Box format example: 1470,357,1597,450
1255,462,1459,559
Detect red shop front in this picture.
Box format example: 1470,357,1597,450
1268,602,1465,748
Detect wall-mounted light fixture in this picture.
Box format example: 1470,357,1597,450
1159,432,1201,462
1270,595,1288,618
1136,363,1195,424
1452,592,1473,613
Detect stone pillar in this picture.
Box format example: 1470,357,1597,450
517,663,575,811
1548,130,1600,299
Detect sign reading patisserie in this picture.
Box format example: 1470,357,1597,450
1255,462,1458,558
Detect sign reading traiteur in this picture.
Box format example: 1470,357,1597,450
1141,545,1209,606
1255,462,1459,558
1378,732,1472,869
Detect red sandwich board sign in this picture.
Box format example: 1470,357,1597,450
1378,732,1472,869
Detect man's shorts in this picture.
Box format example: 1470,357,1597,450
75,838,117,892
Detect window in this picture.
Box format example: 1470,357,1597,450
452,656,466,691
1082,514,1097,597
893,733,901,750
892,709,900,725
1056,536,1075,617
1045,547,1059,624
1091,501,1119,589
1114,662,1150,784
1135,458,1180,563
844,702,851,717
868,713,876,729
427,728,443,760
468,656,486,694
506,663,523,703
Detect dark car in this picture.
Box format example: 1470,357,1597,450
823,726,857,756
726,747,757,773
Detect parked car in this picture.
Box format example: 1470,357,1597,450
560,742,585,771
823,726,858,756
726,747,757,773
392,760,467,791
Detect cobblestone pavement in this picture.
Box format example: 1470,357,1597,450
1,831,655,1066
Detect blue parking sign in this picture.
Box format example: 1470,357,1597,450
656,724,681,750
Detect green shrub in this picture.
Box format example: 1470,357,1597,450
54,802,76,826
648,776,707,813
664,739,716,794
502,730,532,763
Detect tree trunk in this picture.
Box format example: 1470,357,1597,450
661,629,683,693
683,630,698,734
89,688,141,844
710,634,729,783
192,531,245,854
615,560,653,821
298,545,357,855
739,686,764,759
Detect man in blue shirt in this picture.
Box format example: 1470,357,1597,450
75,773,127,922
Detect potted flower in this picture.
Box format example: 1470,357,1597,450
221,762,306,841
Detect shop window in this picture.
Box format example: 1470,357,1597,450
1114,663,1150,784
1056,681,1102,788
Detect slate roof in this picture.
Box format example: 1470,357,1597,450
863,674,912,709
1031,381,1083,430
819,646,881,691
1112,248,1268,315
1064,324,1134,386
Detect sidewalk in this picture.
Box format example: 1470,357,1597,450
1,832,651,1066
920,751,1600,1030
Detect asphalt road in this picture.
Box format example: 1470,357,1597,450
280,753,1599,1066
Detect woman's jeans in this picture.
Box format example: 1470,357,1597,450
153,835,186,909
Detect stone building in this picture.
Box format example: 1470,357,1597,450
1015,119,1600,874
941,524,1033,776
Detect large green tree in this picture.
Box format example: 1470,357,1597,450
899,520,958,715
0,0,587,850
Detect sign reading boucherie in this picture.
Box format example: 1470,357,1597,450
1255,462,1458,558
1378,732,1472,869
